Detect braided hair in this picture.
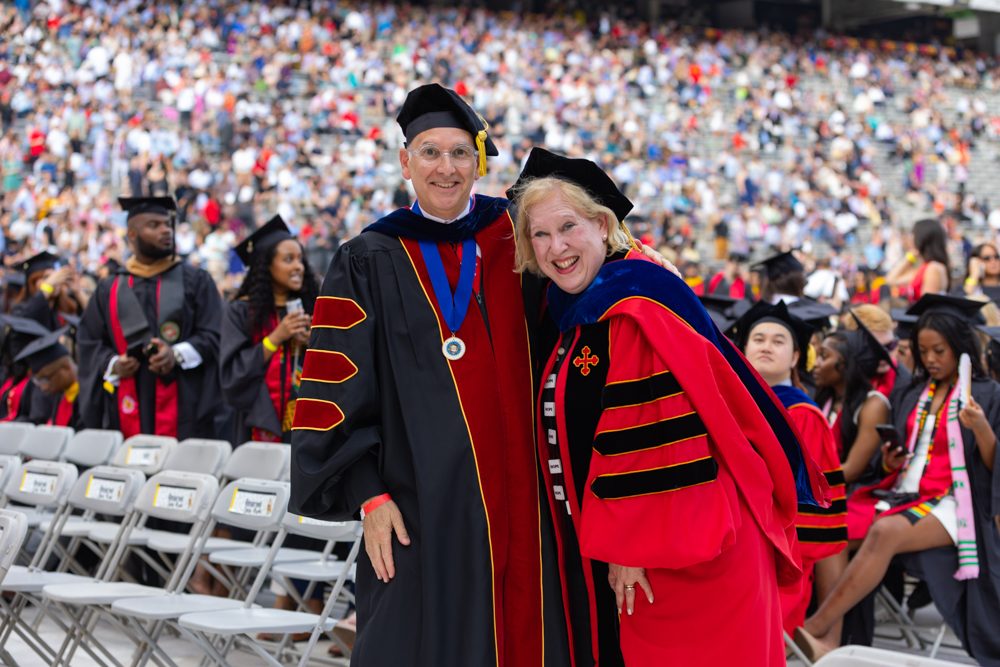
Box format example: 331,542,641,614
234,239,321,336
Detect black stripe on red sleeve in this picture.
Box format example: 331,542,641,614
797,526,849,544
593,412,706,457
601,371,682,409
590,457,719,500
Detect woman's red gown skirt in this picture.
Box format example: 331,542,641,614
618,494,786,667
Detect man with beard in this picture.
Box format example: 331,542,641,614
77,197,223,439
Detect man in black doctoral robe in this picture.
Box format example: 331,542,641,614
289,84,570,667
77,196,223,440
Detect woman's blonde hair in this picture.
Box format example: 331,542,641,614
841,304,894,333
513,177,633,275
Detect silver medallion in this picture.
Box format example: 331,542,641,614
442,336,466,361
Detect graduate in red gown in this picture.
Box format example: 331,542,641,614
510,148,827,667
734,301,848,636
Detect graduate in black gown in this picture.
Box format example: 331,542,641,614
0,314,50,422
16,326,83,429
220,215,319,444
77,196,223,440
10,251,84,331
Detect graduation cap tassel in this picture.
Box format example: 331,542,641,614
476,129,488,177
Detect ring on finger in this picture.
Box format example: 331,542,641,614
624,584,635,591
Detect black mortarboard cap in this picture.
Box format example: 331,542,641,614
3,271,25,288
14,326,70,373
752,251,805,281
890,308,919,339
396,84,497,171
733,300,815,362
728,252,749,263
118,196,177,221
506,148,634,224
906,294,985,323
234,215,294,266
0,314,51,338
977,325,1000,345
844,309,895,375
20,252,59,276
787,299,838,332
699,294,738,331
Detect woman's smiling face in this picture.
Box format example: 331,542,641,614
528,190,608,295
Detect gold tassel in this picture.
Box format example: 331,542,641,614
806,343,817,372
476,129,487,177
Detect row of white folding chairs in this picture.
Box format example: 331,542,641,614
0,458,357,667
814,646,964,665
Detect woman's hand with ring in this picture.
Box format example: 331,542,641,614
608,563,653,616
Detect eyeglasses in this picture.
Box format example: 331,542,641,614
979,254,1000,261
31,374,52,388
406,144,479,169
884,337,900,353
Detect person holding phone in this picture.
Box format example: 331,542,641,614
734,301,848,637
958,243,1000,305
796,294,1000,665
220,215,318,445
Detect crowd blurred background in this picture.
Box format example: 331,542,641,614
4,0,1000,310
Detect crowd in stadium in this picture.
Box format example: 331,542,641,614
3,1,1000,666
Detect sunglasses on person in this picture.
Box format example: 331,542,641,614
884,337,900,353
978,253,1000,261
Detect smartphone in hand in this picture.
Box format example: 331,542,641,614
876,423,905,455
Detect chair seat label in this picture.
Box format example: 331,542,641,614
20,471,57,495
229,490,276,517
153,485,196,510
126,447,159,466
298,516,346,527
86,477,125,502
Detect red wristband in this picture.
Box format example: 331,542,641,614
360,493,391,520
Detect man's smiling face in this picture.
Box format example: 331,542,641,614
399,126,480,220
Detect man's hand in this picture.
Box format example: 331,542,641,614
113,355,140,379
638,243,681,278
147,337,176,376
361,497,410,582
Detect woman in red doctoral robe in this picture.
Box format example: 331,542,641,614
510,149,825,667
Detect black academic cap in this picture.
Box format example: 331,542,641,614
14,326,70,373
118,196,177,220
396,83,498,158
59,312,80,337
733,300,814,360
3,272,25,288
977,325,1000,345
0,314,51,338
845,309,895,373
728,252,749,263
787,299,838,332
906,294,985,323
19,252,59,276
890,308,919,339
699,294,737,331
234,215,294,266
506,148,634,224
752,251,805,281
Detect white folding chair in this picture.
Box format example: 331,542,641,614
112,478,292,667
60,429,124,468
178,514,361,667
814,645,963,665
222,442,291,483
41,470,219,667
165,438,233,478
110,434,177,476
20,425,73,461
0,421,33,456
0,509,29,666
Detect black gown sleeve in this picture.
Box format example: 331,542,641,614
11,291,59,330
289,236,386,520
24,383,57,425
219,300,281,435
77,279,118,429
180,268,223,365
